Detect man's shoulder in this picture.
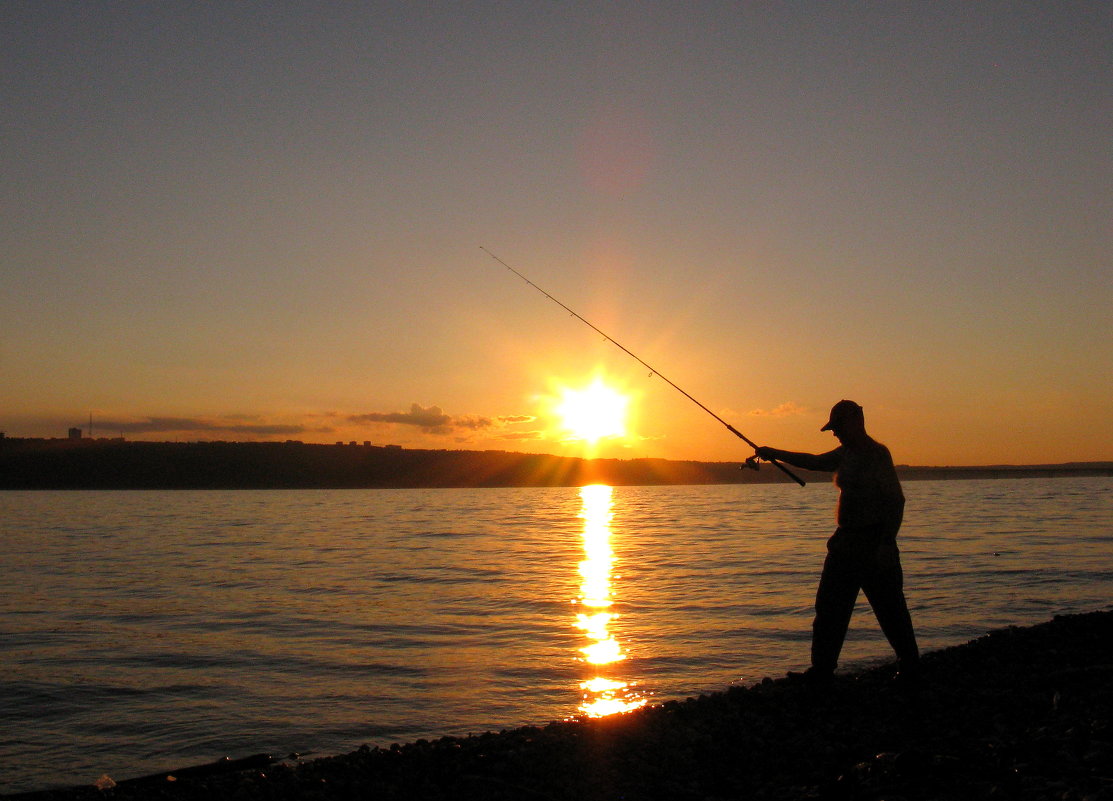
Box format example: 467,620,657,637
848,438,897,470
865,437,893,457
866,439,902,481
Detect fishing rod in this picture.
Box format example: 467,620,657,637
481,247,806,487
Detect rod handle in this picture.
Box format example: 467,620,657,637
769,457,807,487
725,425,806,486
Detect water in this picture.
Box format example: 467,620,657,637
1,478,1110,794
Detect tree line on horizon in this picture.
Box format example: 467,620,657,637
0,437,1109,490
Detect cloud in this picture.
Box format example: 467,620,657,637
349,404,453,430
95,416,329,437
497,430,544,441
453,415,495,431
349,405,539,439
79,405,537,443
748,401,807,418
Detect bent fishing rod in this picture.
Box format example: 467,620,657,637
481,247,806,487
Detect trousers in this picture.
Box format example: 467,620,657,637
811,527,920,674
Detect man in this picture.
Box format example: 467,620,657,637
756,400,920,686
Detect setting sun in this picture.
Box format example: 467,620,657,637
554,378,629,443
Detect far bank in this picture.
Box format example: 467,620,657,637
2,437,1110,489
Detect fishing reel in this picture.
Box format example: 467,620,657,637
742,456,761,471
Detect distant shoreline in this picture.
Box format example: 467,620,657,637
1,437,1110,489
896,462,1113,481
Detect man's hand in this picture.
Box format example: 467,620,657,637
754,446,779,461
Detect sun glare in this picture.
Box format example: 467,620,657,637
554,377,629,444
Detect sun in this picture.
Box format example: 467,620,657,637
554,378,629,444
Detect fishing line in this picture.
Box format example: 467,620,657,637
481,246,806,487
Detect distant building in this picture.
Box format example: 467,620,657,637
68,427,82,440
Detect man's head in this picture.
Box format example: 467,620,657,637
821,400,865,440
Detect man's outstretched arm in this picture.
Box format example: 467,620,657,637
755,446,841,473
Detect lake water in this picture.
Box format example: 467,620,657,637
1,478,1110,794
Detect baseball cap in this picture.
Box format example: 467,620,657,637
820,400,863,431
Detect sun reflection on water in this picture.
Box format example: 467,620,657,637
575,484,647,718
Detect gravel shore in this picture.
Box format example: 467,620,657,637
11,610,1111,801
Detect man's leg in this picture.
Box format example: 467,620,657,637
811,549,861,676
862,543,919,672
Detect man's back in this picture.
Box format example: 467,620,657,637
833,437,905,533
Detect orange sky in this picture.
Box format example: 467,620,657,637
2,4,1110,466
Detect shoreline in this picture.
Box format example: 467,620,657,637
11,610,1112,800
2,437,1110,489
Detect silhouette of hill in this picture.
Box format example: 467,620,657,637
0,437,1109,489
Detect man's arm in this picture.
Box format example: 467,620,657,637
755,446,842,473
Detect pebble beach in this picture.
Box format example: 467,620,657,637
10,610,1111,801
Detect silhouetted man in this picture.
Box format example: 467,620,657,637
756,400,919,686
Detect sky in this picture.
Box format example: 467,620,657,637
2,2,1110,466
